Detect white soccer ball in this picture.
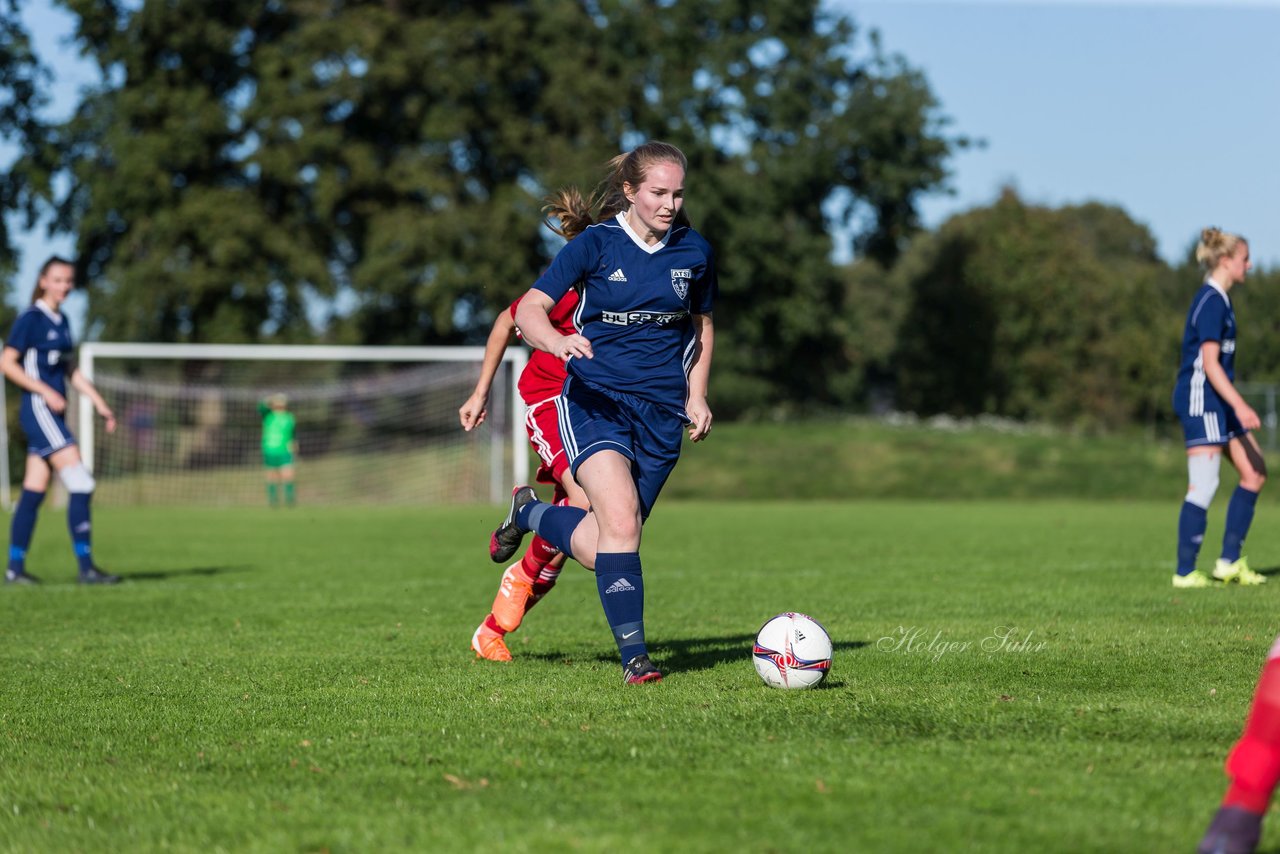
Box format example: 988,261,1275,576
753,612,833,689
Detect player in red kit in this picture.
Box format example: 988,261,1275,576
459,192,592,661
1199,635,1280,854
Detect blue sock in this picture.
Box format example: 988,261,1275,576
595,552,645,664
1177,501,1208,575
68,493,94,573
522,503,586,560
8,489,45,573
1222,486,1260,563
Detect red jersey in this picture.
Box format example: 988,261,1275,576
511,289,579,404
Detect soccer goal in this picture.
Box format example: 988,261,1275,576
47,343,529,507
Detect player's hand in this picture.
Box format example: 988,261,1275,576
98,404,117,434
1237,402,1263,431
686,396,712,442
41,388,66,413
552,334,593,363
459,392,489,431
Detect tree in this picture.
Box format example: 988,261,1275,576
0,0,49,292
886,190,1176,428
23,0,964,419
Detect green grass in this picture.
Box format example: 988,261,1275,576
1,499,1276,852
665,417,1198,501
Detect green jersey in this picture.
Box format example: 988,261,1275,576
259,403,295,453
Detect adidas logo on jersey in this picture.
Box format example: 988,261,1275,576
607,268,628,282
604,578,636,594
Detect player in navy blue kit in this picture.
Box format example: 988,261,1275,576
1,257,119,585
488,141,716,684
1172,228,1266,589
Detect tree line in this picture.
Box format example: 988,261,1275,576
0,1,1272,430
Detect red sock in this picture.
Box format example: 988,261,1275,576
483,613,507,637
520,535,560,580
1225,655,1280,812
531,559,564,599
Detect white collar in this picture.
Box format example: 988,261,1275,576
34,299,62,322
1205,277,1230,306
615,212,671,255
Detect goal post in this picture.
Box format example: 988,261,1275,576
73,343,528,506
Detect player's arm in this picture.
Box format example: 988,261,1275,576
515,288,592,363
1201,340,1261,430
459,309,519,432
0,346,66,413
67,363,117,433
686,311,714,442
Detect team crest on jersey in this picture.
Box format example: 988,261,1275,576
670,268,692,300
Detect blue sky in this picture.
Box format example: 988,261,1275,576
7,0,1280,326
837,0,1280,267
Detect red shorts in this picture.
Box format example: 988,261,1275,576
525,396,569,486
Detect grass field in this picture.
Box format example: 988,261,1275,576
1,497,1277,853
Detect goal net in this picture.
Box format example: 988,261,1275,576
62,343,527,507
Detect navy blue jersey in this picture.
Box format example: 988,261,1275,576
530,213,717,415
1173,281,1235,417
6,301,74,397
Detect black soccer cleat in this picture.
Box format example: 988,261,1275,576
78,566,121,585
4,568,41,586
1198,805,1263,854
489,486,537,564
622,654,663,685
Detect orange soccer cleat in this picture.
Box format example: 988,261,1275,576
471,622,512,662
491,563,536,633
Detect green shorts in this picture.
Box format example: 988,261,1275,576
263,449,294,468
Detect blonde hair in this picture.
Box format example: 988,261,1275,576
1196,227,1247,271
542,187,596,241
542,141,692,239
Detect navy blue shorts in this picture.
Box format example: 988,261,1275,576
556,376,685,520
1179,407,1245,449
19,398,76,458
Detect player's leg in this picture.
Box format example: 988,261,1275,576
526,482,582,603
1199,635,1280,854
472,548,571,662
280,463,296,506
575,447,655,682
1215,431,1267,585
489,384,606,567
5,455,50,585
474,400,578,659
490,402,583,630
605,398,684,684
49,446,118,584
264,456,281,506
1175,411,1224,588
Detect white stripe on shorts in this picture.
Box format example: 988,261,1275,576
24,349,69,452
556,383,578,461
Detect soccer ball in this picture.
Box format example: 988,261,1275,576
752,612,833,689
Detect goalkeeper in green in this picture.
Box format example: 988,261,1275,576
259,393,297,506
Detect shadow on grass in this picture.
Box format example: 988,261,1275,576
525,634,869,675
120,564,255,582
